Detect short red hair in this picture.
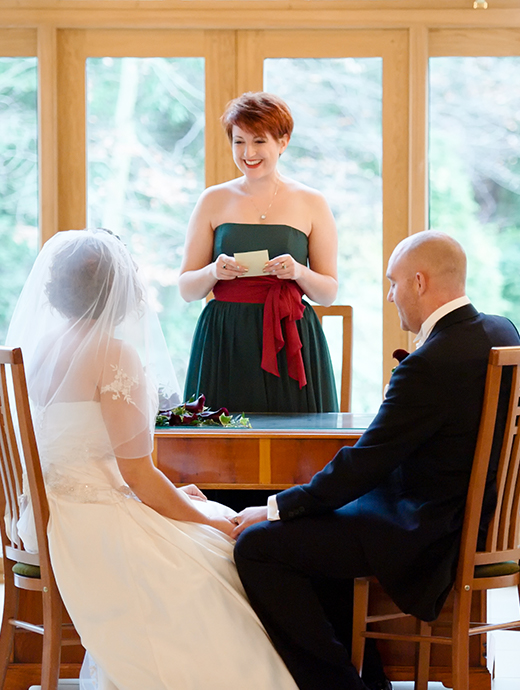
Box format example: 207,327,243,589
221,92,294,142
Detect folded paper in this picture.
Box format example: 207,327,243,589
234,249,270,277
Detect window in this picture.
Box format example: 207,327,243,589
265,57,383,411
0,56,38,343
430,56,520,327
87,56,205,379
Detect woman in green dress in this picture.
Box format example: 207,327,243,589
180,92,339,413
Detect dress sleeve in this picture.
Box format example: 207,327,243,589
99,341,156,459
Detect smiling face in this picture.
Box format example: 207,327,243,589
231,125,289,179
386,249,422,334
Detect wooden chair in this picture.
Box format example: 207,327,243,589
312,305,353,412
351,345,520,690
0,346,81,690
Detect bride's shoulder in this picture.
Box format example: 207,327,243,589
104,337,139,363
101,338,143,381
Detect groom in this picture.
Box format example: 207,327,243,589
232,230,520,690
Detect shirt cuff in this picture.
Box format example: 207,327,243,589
267,494,280,521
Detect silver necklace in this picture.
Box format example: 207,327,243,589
245,180,279,222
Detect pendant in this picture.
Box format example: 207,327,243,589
260,214,266,221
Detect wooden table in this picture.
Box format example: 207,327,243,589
154,412,372,489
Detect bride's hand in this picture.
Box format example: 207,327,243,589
179,484,207,501
231,506,268,539
209,516,236,538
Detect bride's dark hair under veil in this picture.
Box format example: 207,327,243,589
6,228,180,460
44,229,142,323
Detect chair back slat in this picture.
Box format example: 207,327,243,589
0,346,53,582
456,347,520,588
0,359,24,548
506,431,520,550
488,363,520,553
504,366,520,551
456,356,502,587
312,305,353,412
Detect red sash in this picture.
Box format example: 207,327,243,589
213,276,307,388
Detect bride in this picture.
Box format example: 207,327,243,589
6,228,297,690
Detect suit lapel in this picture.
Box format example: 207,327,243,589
428,303,479,340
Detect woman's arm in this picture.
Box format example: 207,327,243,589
100,341,233,536
116,454,234,536
264,190,338,306
178,187,246,302
178,192,218,302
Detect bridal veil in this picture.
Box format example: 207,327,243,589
7,228,180,441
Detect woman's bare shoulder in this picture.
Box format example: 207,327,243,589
199,178,242,200
283,176,327,201
283,178,331,216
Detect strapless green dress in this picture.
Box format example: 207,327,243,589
184,223,338,413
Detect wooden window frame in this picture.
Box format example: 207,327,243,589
3,1,520,385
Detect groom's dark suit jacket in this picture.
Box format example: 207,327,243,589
277,304,520,621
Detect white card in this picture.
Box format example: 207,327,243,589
234,249,269,277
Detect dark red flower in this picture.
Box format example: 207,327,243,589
184,394,206,414
199,407,229,422
392,348,410,364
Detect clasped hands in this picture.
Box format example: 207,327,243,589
213,506,268,540
214,253,301,281
230,506,268,539
183,485,268,539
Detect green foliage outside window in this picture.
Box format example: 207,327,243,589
0,58,38,344
430,56,520,328
87,57,206,381
265,57,383,411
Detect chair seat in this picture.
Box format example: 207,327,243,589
12,562,41,578
29,678,79,690
474,561,520,578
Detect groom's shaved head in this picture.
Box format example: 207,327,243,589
390,231,467,298
386,231,467,334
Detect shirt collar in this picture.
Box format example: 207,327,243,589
413,296,471,349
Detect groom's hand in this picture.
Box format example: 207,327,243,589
231,506,268,538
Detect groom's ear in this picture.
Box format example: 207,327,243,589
415,271,427,296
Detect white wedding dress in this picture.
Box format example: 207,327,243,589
25,401,298,690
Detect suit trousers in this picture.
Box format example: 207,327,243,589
234,509,378,690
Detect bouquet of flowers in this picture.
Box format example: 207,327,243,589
156,394,251,428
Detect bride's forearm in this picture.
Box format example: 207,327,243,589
117,455,229,530
137,468,209,522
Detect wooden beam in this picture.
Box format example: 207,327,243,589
38,24,58,246
56,29,87,232
204,30,237,187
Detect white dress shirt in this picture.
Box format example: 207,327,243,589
413,295,471,349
